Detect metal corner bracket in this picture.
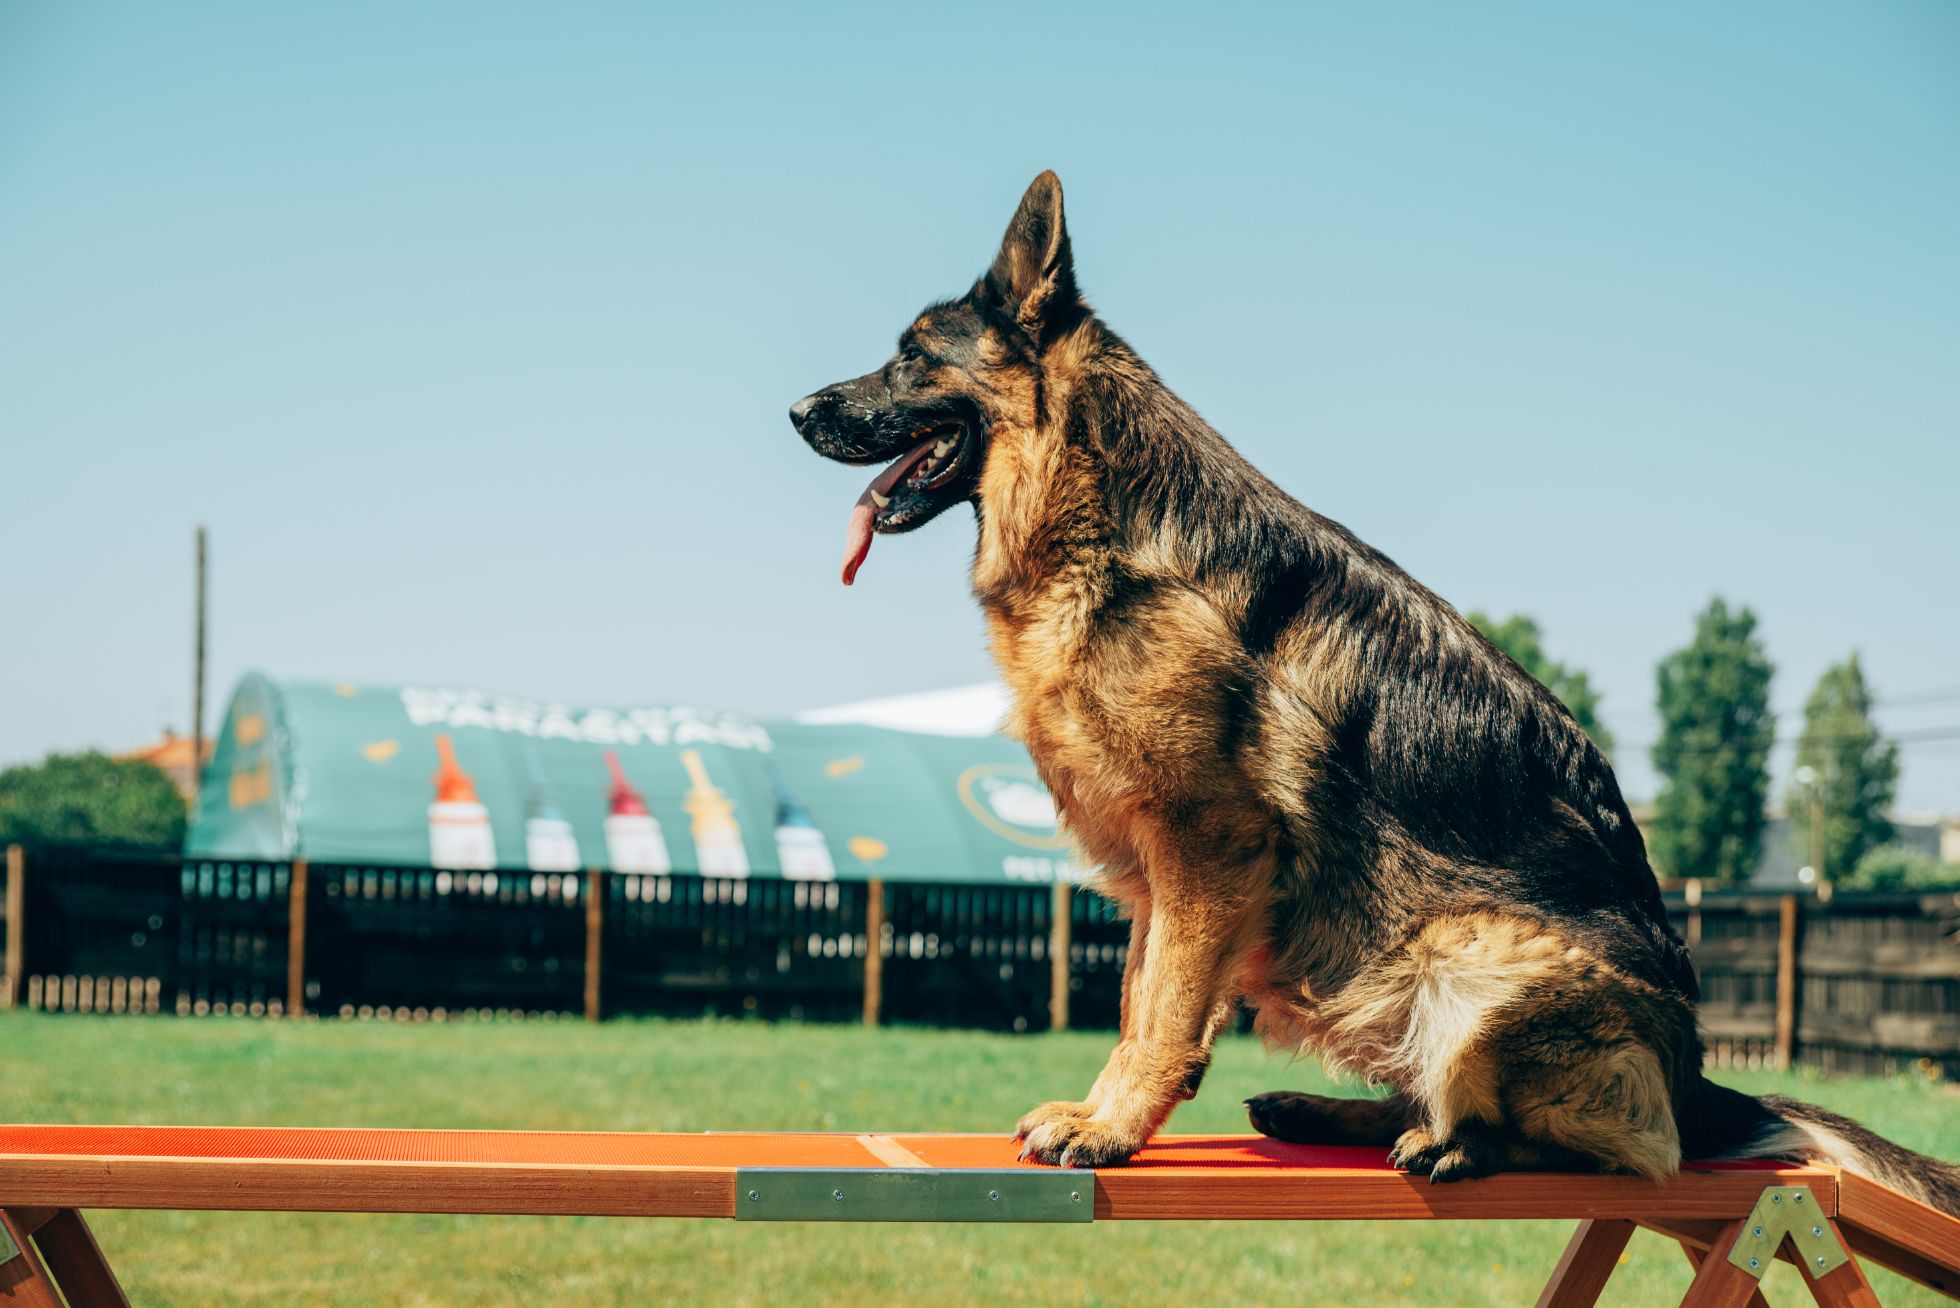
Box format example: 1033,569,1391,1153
1725,1185,1849,1279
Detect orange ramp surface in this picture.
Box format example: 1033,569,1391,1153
3,1126,1958,1305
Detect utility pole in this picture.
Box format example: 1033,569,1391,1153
1794,763,1828,902
192,526,208,802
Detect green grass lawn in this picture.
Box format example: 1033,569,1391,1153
2,1013,1955,1306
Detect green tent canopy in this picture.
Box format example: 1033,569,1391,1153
186,674,1088,886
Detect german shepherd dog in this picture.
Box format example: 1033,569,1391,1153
790,172,1960,1209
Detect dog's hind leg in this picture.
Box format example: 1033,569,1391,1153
1246,1090,1418,1146
1389,961,1695,1184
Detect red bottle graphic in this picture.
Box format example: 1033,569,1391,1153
603,750,671,875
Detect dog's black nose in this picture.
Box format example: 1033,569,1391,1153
789,393,822,433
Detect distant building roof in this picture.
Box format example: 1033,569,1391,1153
797,682,1010,737
183,673,1083,885
117,732,212,799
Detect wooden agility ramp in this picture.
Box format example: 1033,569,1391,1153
3,1126,1957,1305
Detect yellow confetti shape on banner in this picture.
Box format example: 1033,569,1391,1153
362,740,399,763
847,836,887,864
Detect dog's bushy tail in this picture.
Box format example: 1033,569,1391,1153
1685,1078,1960,1217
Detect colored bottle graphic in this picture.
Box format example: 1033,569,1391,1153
603,750,671,875
522,743,581,872
679,749,749,877
428,733,496,870
768,760,835,881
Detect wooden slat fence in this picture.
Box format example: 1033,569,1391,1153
5,845,1956,1078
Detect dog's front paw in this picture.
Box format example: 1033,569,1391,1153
1388,1126,1444,1173
1014,1100,1092,1163
1016,1108,1143,1168
1388,1127,1494,1184
1014,1099,1091,1141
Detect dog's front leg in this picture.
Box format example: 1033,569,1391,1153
1017,882,1263,1167
1015,898,1150,1150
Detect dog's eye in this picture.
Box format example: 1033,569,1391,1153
899,345,925,365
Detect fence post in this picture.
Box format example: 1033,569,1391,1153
862,879,885,1028
584,868,604,1024
1773,892,1802,1070
286,858,309,1019
1049,883,1072,1033
2,844,22,1011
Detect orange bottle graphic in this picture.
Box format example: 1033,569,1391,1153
603,750,671,875
428,733,497,870
679,749,748,877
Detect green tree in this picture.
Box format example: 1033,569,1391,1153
1467,612,1615,755
1840,843,1959,893
1649,598,1775,883
0,751,188,848
1785,654,1897,884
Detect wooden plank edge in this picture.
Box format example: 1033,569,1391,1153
0,1158,735,1218
1835,1171,1960,1295
1092,1167,1835,1222
1838,1222,1960,1300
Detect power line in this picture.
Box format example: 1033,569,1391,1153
1618,723,1960,756
1599,682,1960,729
1876,684,1960,709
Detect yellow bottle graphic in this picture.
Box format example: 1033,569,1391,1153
679,749,749,877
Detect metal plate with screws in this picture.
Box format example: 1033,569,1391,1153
735,1167,1093,1223
1725,1185,1849,1279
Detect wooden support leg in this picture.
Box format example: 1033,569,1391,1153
1,1207,131,1308
0,1208,61,1308
1536,1218,1636,1308
1528,1215,1638,1308
1659,1224,1772,1308
1679,1220,1774,1308
1795,1223,1879,1308
32,1210,131,1307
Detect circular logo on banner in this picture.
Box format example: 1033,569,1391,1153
956,763,1071,850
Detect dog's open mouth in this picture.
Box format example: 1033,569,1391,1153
840,420,971,585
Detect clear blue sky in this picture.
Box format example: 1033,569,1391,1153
3,1,1956,811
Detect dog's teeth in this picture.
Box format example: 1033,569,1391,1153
934,439,953,456
870,490,890,509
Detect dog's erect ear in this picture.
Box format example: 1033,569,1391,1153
982,170,1079,338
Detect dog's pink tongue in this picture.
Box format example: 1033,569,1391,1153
839,437,937,586
841,499,874,586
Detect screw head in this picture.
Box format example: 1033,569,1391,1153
988,1190,1000,1202
1752,1226,1764,1238
1771,1193,1783,1204
1817,1257,1828,1268
1749,1258,1761,1270
1070,1191,1082,1203
1794,1192,1804,1203
747,1190,759,1203
1812,1225,1823,1237
832,1189,844,1201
